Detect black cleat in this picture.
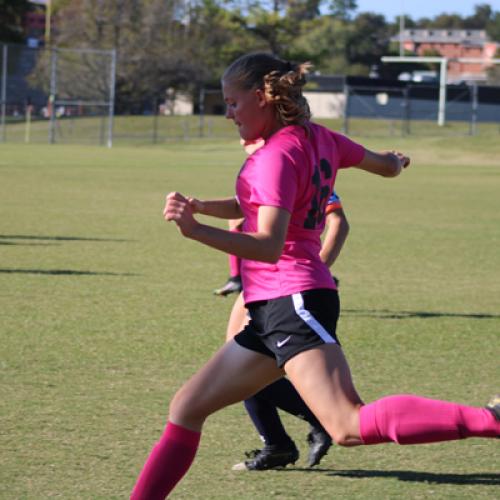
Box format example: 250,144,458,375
307,427,332,467
232,442,299,471
214,276,242,296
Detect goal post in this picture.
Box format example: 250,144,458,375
381,56,500,126
0,43,116,146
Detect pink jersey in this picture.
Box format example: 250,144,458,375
236,122,365,303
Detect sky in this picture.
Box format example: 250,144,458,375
354,0,500,22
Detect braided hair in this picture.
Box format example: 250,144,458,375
222,53,311,126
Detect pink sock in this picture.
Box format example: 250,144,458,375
360,395,499,445
131,422,201,500
228,254,240,278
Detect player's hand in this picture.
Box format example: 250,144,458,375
163,192,199,238
391,151,410,169
187,197,204,214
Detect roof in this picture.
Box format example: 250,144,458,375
392,29,490,46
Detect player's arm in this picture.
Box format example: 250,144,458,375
228,217,245,231
319,208,349,268
354,149,410,177
187,139,262,221
188,196,243,220
164,192,289,263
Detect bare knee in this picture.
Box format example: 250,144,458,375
169,384,210,429
331,430,358,447
323,409,362,447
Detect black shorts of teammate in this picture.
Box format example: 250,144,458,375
234,288,340,368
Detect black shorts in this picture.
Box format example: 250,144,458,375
234,288,340,368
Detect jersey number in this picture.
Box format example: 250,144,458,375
303,159,332,229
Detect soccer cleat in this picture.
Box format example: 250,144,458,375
486,394,500,421
307,426,333,467
231,442,299,471
213,276,242,296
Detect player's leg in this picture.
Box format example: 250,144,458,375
232,393,299,471
131,340,283,499
168,342,283,430
226,294,298,470
236,378,333,469
254,377,333,467
225,292,248,341
285,343,364,446
255,288,362,447
285,344,500,447
227,294,328,469
487,395,500,422
214,219,243,296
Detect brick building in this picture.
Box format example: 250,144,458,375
395,29,499,83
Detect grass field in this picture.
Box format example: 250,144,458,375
1,132,499,499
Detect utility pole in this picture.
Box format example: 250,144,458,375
45,0,52,46
399,14,405,56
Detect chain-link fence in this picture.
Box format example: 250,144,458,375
342,79,500,137
0,43,115,146
2,45,499,146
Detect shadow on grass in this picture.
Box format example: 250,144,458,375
0,268,137,276
0,240,59,246
343,308,500,320
278,468,500,485
0,234,132,242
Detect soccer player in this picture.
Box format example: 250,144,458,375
213,139,265,297
228,192,349,470
218,140,349,470
131,53,500,499
213,218,244,296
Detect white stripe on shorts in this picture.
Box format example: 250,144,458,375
292,293,337,344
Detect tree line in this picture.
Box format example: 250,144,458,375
2,1,500,110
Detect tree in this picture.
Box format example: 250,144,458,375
328,0,357,21
182,0,262,85
287,0,322,21
0,0,32,43
346,12,390,71
233,5,293,55
46,0,196,109
414,17,432,28
486,48,500,84
428,14,464,29
287,15,351,73
464,3,493,29
420,48,444,74
35,0,256,111
486,11,500,41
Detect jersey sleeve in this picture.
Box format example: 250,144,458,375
247,148,298,213
325,191,342,215
333,132,365,168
